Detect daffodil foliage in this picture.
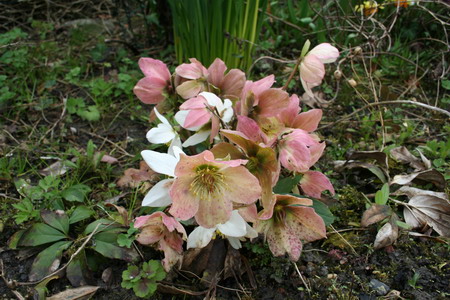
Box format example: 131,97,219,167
130,42,339,270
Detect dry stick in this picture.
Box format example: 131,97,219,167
318,100,450,131
79,128,133,157
16,222,103,286
293,262,311,293
329,225,358,256
38,97,67,144
282,55,303,91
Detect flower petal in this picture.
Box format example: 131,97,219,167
300,171,335,198
187,226,215,249
138,58,170,81
207,58,226,87
182,130,211,147
176,80,203,99
222,166,261,205
292,109,323,132
217,210,247,237
142,178,174,207
169,175,199,220
141,150,178,177
308,43,339,64
133,77,166,104
146,123,176,144
195,192,233,228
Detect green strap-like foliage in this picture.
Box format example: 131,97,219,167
168,0,268,72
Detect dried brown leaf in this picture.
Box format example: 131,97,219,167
390,146,428,171
117,161,158,188
47,286,99,300
332,160,388,183
299,91,330,108
403,195,450,237
347,151,388,171
374,222,398,249
361,204,391,227
393,186,448,200
391,169,446,190
105,203,129,225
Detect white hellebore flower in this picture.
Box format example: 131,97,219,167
174,92,233,147
140,146,183,207
187,210,258,250
146,108,182,156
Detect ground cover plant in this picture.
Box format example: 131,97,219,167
0,0,449,299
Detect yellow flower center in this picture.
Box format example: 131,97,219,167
191,164,227,200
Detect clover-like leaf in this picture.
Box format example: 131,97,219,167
133,278,157,298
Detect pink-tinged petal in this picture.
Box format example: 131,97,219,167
279,139,311,173
180,95,208,110
266,222,303,261
300,76,315,98
278,94,300,126
221,69,246,98
308,43,339,64
257,89,290,117
176,80,203,99
238,204,258,223
251,75,276,96
134,213,161,228
159,239,183,272
287,206,327,241
138,57,170,81
161,214,186,235
300,171,335,198
136,225,163,245
236,115,266,143
175,58,208,79
183,109,211,128
163,231,185,253
210,116,220,143
169,175,199,220
210,142,244,161
142,178,173,207
277,194,313,207
292,109,323,132
300,54,325,84
133,77,166,104
196,193,233,228
308,142,326,167
222,166,261,205
258,194,277,220
207,58,226,87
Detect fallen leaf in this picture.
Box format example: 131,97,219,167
393,186,448,200
390,146,429,171
47,286,99,300
39,158,77,176
374,221,398,249
100,154,118,164
299,91,330,108
347,151,388,171
333,160,388,183
361,204,391,227
391,169,446,190
105,203,129,225
403,195,450,237
117,161,158,188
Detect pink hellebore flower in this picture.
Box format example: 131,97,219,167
134,212,187,271
175,58,208,99
300,171,335,199
278,94,323,132
175,92,233,145
169,150,261,228
207,58,246,99
133,58,171,104
278,129,325,173
300,43,339,97
255,194,326,261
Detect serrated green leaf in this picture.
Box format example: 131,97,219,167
41,210,70,236
69,206,94,224
375,183,389,205
133,278,157,298
29,241,72,281
18,223,67,247
117,234,133,248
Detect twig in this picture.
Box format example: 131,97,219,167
293,262,311,293
319,100,450,130
79,128,133,157
329,225,358,256
282,55,303,91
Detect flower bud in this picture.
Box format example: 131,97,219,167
353,46,362,55
347,79,357,87
334,70,342,80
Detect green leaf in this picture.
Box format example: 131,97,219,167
395,220,411,229
273,175,301,194
69,206,94,224
84,219,117,235
41,210,70,236
117,234,133,248
29,241,72,281
311,199,335,226
375,183,390,205
142,260,166,281
67,250,90,287
442,79,450,90
133,278,157,298
122,265,141,286
92,239,139,262
62,184,91,202
7,229,26,249
18,223,67,247
78,105,100,121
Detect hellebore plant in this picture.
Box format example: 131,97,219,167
130,41,339,272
